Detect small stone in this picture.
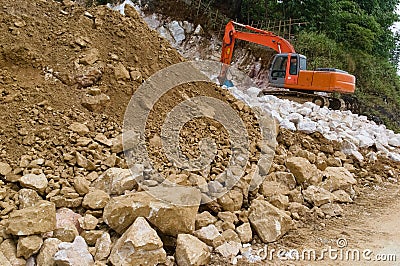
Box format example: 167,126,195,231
0,239,26,265
103,187,201,236
81,230,104,246
124,4,140,19
319,203,343,217
69,122,89,136
235,223,252,243
17,235,43,259
194,24,203,35
0,162,12,176
297,120,317,134
288,202,311,217
130,70,142,82
215,241,241,258
194,224,224,248
175,234,210,266
19,173,48,194
217,189,243,212
195,211,217,229
217,212,239,225
75,152,96,171
94,232,111,261
78,214,98,230
332,190,353,203
54,208,82,242
269,194,290,210
303,185,337,207
92,166,142,195
82,189,110,209
81,93,110,112
321,167,357,192
54,236,94,266
94,133,112,147
74,176,90,195
109,217,166,265
286,157,321,185
260,181,290,198
221,229,241,243
114,62,130,80
18,188,42,209
79,48,99,65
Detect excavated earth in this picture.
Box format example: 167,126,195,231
0,0,399,265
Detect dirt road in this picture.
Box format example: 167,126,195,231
281,182,400,266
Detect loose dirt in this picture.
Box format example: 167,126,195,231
0,0,399,265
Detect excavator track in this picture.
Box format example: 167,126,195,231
260,88,360,113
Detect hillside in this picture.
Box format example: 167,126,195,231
0,0,399,265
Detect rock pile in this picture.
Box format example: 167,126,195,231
0,0,399,265
229,87,400,162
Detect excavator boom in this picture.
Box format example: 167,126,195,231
221,21,295,65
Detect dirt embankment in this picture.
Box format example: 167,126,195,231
0,0,399,265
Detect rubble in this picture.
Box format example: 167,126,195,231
0,0,398,265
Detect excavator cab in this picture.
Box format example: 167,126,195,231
269,53,307,88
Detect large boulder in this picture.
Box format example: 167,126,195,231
286,157,321,185
321,167,357,192
6,200,56,235
248,199,293,243
109,217,166,266
175,234,210,266
103,186,201,236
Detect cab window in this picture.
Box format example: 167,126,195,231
271,56,287,78
289,57,298,75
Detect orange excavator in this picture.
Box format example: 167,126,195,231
219,21,357,110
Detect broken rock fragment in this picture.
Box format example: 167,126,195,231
92,166,142,195
16,235,43,259
286,157,321,185
248,199,293,243
175,234,210,266
7,200,56,236
19,173,48,194
54,236,94,266
109,217,166,266
36,238,62,266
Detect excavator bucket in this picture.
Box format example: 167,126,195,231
217,64,234,87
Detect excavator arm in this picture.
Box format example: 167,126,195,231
220,21,295,65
